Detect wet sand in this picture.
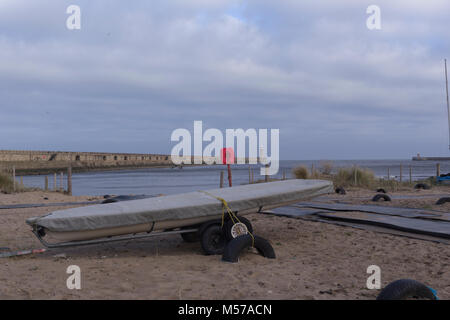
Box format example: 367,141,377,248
0,188,449,300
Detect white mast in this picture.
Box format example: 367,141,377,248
445,59,450,150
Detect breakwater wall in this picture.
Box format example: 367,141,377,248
0,150,173,174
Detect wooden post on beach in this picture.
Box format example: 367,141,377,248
219,171,224,188
60,172,63,192
45,176,49,191
248,165,251,184
20,176,23,188
67,166,72,196
12,166,16,192
399,164,403,183
409,165,412,184
53,173,57,191
437,163,441,177
386,168,390,181
265,164,269,182
251,168,254,184
227,164,232,187
354,166,357,186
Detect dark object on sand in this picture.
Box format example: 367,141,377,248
103,195,111,199
436,197,450,205
372,194,391,202
222,234,276,263
101,194,154,204
377,279,438,300
376,188,387,194
335,187,346,195
414,183,431,190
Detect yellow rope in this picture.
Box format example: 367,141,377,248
200,191,255,247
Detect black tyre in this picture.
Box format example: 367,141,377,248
181,231,200,243
414,183,431,190
372,194,391,202
376,188,387,193
201,224,226,255
377,279,437,300
436,197,450,205
222,234,276,263
224,216,253,241
335,187,346,195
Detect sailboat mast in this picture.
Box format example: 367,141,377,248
446,59,450,150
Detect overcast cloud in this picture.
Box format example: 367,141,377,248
0,0,449,159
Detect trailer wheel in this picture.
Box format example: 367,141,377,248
372,194,391,202
377,279,438,300
201,224,226,255
335,187,346,195
376,188,387,193
224,217,253,241
222,234,276,263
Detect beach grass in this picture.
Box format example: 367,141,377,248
292,163,415,191
0,172,16,193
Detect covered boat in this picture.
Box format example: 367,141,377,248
27,179,333,244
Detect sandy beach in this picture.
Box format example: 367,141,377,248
0,187,449,300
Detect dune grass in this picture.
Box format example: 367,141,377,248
0,171,16,193
292,163,415,191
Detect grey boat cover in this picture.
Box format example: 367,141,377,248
26,179,333,232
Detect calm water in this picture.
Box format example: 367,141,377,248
21,160,450,196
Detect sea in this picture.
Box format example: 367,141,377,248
20,159,450,196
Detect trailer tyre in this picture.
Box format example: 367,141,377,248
222,234,276,263
335,187,346,195
372,194,391,202
201,224,226,255
224,217,253,241
376,188,387,193
377,279,438,300
436,197,450,205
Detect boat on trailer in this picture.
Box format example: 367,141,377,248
27,180,333,259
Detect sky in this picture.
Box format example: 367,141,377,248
0,0,449,160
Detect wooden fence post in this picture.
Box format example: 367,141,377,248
45,176,49,191
12,166,16,192
67,166,72,196
60,172,63,192
399,164,403,183
54,173,57,191
219,171,224,188
265,164,269,182
227,165,232,187
409,165,412,184
387,168,390,181
251,168,254,184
